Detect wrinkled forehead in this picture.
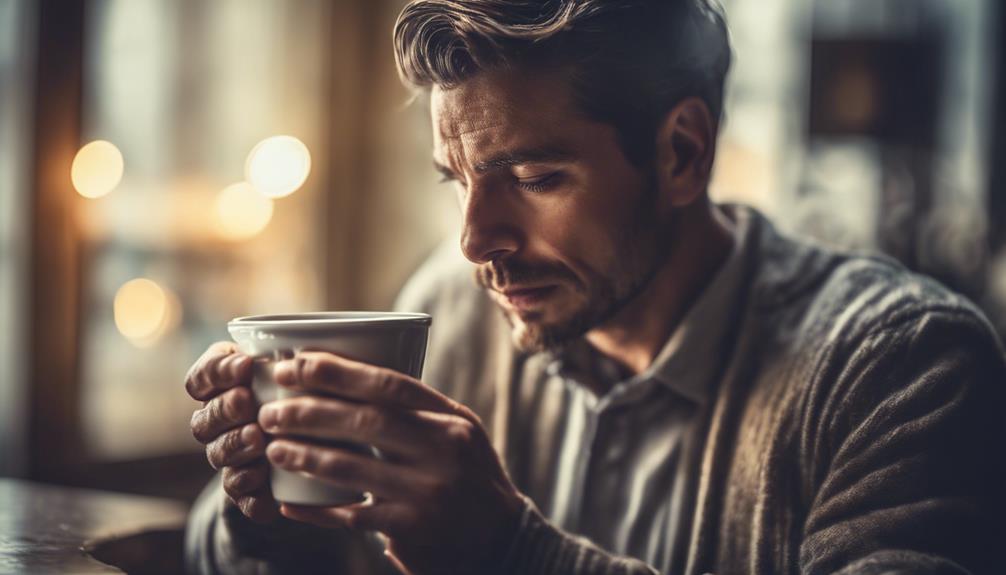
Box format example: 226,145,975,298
430,70,578,164
431,80,512,139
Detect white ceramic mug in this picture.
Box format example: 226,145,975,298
227,312,432,506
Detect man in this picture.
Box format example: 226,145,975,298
185,1,1006,574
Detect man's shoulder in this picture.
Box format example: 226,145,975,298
750,214,994,352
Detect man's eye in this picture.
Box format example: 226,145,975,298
516,173,561,193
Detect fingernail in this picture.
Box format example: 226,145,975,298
273,360,296,387
267,442,288,465
258,405,278,431
240,424,259,449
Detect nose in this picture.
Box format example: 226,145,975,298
459,185,522,264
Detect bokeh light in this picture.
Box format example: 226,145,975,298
215,181,275,240
71,140,125,198
113,278,180,347
244,135,311,198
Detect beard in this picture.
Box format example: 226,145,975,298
475,182,667,353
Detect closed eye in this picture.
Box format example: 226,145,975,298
516,172,562,193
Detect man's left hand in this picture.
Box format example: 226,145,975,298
257,351,525,575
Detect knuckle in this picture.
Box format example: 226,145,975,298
184,369,200,398
317,451,356,478
190,408,211,443
350,406,382,434
208,429,242,469
222,427,243,456
296,355,318,383
223,387,254,423
188,346,235,398
221,469,241,497
445,419,476,449
206,445,224,470
207,394,226,426
198,369,215,399
371,368,399,397
206,354,228,383
224,467,263,496
465,408,484,427
288,397,320,428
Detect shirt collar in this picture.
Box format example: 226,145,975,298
548,204,755,405
643,205,752,402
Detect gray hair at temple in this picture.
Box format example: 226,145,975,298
393,0,732,166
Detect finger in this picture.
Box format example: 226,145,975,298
265,439,425,500
284,499,418,537
222,461,269,499
191,386,256,444
206,423,265,470
233,489,280,523
258,396,449,460
278,503,352,529
273,352,475,419
185,342,252,401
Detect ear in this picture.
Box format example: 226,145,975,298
654,97,717,208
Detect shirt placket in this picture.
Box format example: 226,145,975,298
564,375,660,531
564,391,602,531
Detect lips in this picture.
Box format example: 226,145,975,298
499,285,556,310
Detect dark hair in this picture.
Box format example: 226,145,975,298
393,0,732,166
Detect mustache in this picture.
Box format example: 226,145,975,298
476,257,580,292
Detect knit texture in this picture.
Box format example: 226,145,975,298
187,205,1006,574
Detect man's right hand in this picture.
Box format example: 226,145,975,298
186,342,279,523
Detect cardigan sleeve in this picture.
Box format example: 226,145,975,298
184,473,396,575
494,496,661,575
800,307,1006,575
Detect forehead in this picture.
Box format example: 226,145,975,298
430,70,582,165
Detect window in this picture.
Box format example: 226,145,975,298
0,0,32,477
78,0,332,459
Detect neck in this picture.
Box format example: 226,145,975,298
585,201,735,377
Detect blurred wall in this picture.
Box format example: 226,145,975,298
326,1,458,313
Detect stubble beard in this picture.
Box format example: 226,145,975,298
476,185,666,353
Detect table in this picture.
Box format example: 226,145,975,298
0,479,188,574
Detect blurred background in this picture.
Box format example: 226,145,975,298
0,0,1002,503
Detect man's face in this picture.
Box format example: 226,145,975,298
431,69,670,351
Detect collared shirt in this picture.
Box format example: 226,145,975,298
506,209,751,573
188,204,1006,575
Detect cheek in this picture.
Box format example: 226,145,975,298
540,195,640,284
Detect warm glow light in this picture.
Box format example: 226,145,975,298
215,182,274,240
245,135,311,198
114,278,179,347
72,140,124,198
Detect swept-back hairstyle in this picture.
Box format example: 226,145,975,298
393,0,732,166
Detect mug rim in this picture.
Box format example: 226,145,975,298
228,311,431,330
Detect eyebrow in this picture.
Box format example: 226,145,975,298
433,146,576,180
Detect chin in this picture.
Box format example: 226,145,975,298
506,309,592,353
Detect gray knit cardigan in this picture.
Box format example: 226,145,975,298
186,207,1006,574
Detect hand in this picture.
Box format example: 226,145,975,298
186,342,278,523
257,351,525,575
